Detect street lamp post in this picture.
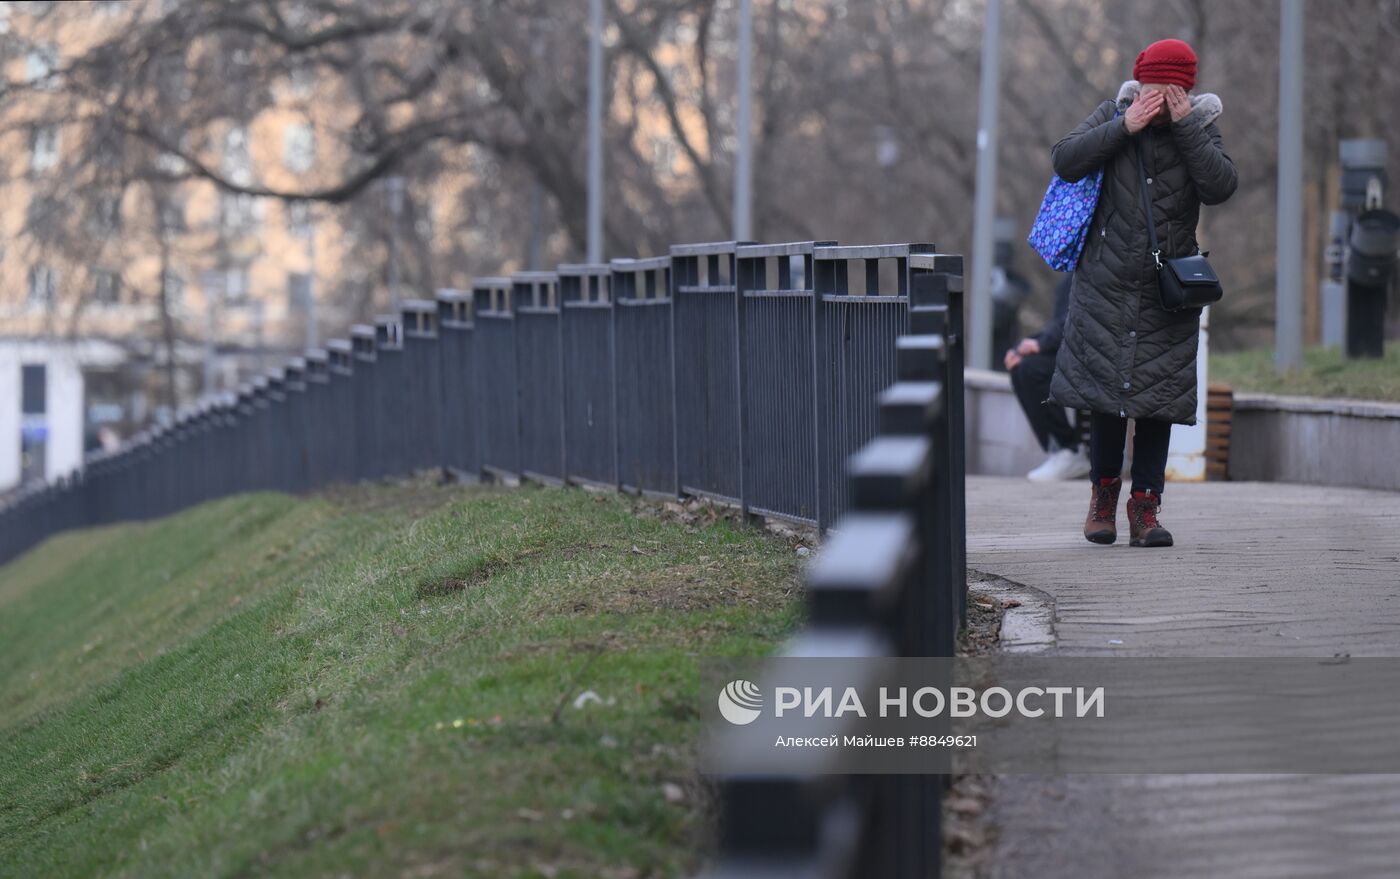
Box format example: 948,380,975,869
586,0,604,264
969,0,1002,371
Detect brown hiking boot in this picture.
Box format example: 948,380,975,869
1127,489,1174,547
1084,477,1121,544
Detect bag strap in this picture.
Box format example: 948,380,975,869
1134,137,1162,270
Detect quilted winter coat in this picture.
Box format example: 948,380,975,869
1047,80,1237,425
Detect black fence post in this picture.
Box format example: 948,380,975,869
558,264,616,489
734,241,836,527
611,256,678,497
512,272,565,485
669,241,751,505
910,254,968,627
473,277,520,484
400,299,444,476
435,289,479,482
349,324,380,481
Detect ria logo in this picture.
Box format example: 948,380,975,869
718,680,763,725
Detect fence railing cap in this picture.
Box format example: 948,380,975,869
435,288,471,303
471,276,512,291
610,255,669,271
512,271,558,283
350,323,376,339
670,240,756,257
907,252,964,274
815,243,937,260
373,314,399,327
806,513,917,624
401,298,436,314
286,357,307,371
736,240,838,258
556,262,611,277
325,338,352,354
305,348,329,362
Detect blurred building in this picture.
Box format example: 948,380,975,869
0,2,466,492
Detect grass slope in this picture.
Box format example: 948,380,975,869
1210,345,1400,402
0,482,802,878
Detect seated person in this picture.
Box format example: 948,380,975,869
1004,275,1090,482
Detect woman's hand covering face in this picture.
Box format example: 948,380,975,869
1124,89,1166,133
1165,84,1192,122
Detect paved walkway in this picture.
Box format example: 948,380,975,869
966,475,1400,879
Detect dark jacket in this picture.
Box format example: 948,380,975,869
1047,81,1237,425
1034,275,1074,355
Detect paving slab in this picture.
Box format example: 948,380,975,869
966,475,1400,878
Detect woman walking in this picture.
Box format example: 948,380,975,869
1048,38,1237,547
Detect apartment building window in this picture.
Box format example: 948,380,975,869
94,270,122,306
29,265,57,305
224,125,253,186
283,123,315,174
288,272,312,310
161,271,185,308
93,193,122,237
225,267,249,305
287,64,314,99
31,125,59,172
220,191,262,234
653,137,676,175
25,43,59,90
200,267,250,306
286,199,313,237
26,195,58,229
159,195,186,234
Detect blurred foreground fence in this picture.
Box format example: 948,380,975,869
0,241,966,879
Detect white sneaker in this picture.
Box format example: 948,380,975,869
1027,448,1092,482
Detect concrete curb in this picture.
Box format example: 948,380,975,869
971,568,1057,654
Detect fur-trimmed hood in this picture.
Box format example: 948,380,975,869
1115,79,1222,126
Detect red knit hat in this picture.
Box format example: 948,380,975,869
1133,38,1197,89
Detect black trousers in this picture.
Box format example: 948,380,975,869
1089,412,1172,495
1009,353,1079,453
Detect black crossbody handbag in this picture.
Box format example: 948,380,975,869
1135,143,1223,311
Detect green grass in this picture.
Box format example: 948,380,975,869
0,482,803,878
1210,345,1400,402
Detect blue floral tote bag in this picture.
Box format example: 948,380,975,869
1026,112,1119,272
1027,171,1104,272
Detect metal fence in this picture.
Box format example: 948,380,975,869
473,277,520,481
559,263,617,488
514,272,565,484
1,237,962,558
702,253,967,879
612,256,677,496
672,241,747,503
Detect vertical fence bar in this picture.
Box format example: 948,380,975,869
350,324,380,481
304,350,331,490
374,315,407,478
436,289,478,481
559,263,617,488
513,271,565,484
612,256,677,497
910,254,968,626
400,299,444,475
670,241,748,504
473,277,520,483
812,244,937,531
735,241,835,526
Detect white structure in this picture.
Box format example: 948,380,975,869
1165,308,1209,482
0,338,124,491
